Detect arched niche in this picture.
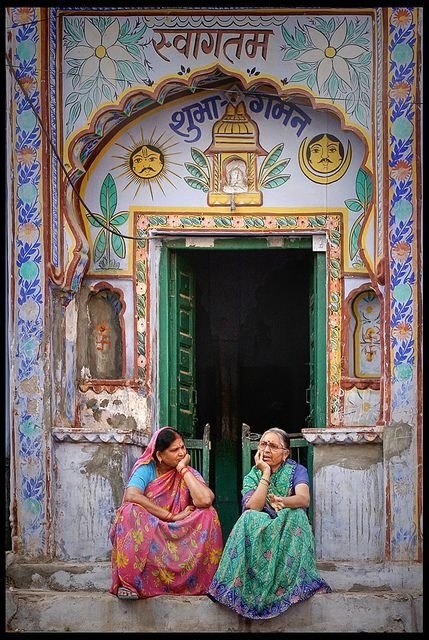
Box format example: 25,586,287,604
343,284,382,388
77,283,126,382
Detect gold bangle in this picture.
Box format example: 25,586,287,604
179,466,188,474
181,469,190,478
260,477,270,487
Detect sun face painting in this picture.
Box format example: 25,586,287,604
112,130,181,198
298,133,352,184
130,145,164,179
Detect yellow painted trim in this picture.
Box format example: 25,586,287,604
129,205,349,216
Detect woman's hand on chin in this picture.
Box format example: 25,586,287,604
176,453,191,472
254,449,271,475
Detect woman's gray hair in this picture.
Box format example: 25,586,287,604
262,428,290,449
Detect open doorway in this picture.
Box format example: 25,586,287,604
192,248,311,437
190,248,312,535
159,241,315,536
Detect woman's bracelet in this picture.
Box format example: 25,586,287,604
166,512,174,521
180,468,190,478
260,477,270,487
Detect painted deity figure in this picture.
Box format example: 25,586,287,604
222,158,248,193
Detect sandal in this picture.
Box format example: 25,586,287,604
117,586,139,600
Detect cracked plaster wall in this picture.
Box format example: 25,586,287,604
77,388,148,430
313,444,384,561
53,441,142,561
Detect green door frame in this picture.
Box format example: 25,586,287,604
158,244,170,429
312,250,327,427
158,236,326,536
159,235,326,432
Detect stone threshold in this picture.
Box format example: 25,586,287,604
6,588,422,633
6,554,422,594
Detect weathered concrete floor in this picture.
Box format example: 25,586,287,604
6,589,423,633
6,556,423,633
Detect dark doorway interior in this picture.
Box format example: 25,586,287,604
190,249,311,439
184,248,312,535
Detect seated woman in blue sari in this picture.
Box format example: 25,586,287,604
207,428,331,619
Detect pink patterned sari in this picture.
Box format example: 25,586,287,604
109,429,223,598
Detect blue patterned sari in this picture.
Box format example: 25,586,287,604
207,459,331,619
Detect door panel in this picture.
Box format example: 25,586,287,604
159,250,196,437
174,255,196,437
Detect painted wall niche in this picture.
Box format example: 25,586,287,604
77,283,126,383
342,284,382,391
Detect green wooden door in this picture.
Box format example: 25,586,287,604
308,250,327,428
159,249,196,437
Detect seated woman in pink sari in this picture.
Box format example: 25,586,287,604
109,427,223,599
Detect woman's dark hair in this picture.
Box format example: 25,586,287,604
263,428,290,450
155,428,182,453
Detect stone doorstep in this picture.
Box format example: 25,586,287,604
6,589,423,633
6,555,423,633
6,556,423,594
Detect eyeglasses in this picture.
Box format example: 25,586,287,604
258,440,287,452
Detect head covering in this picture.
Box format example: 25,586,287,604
128,426,176,478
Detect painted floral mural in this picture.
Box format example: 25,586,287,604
63,16,152,134
281,17,372,126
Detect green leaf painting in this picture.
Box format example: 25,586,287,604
184,162,209,182
244,217,265,228
112,232,126,260
191,148,211,172
179,216,203,227
100,173,118,217
214,217,233,227
277,217,298,227
93,229,107,263
147,216,168,226
308,216,327,228
184,177,209,192
87,173,129,270
346,167,372,266
262,176,290,189
259,144,285,181
184,149,211,192
355,168,372,208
